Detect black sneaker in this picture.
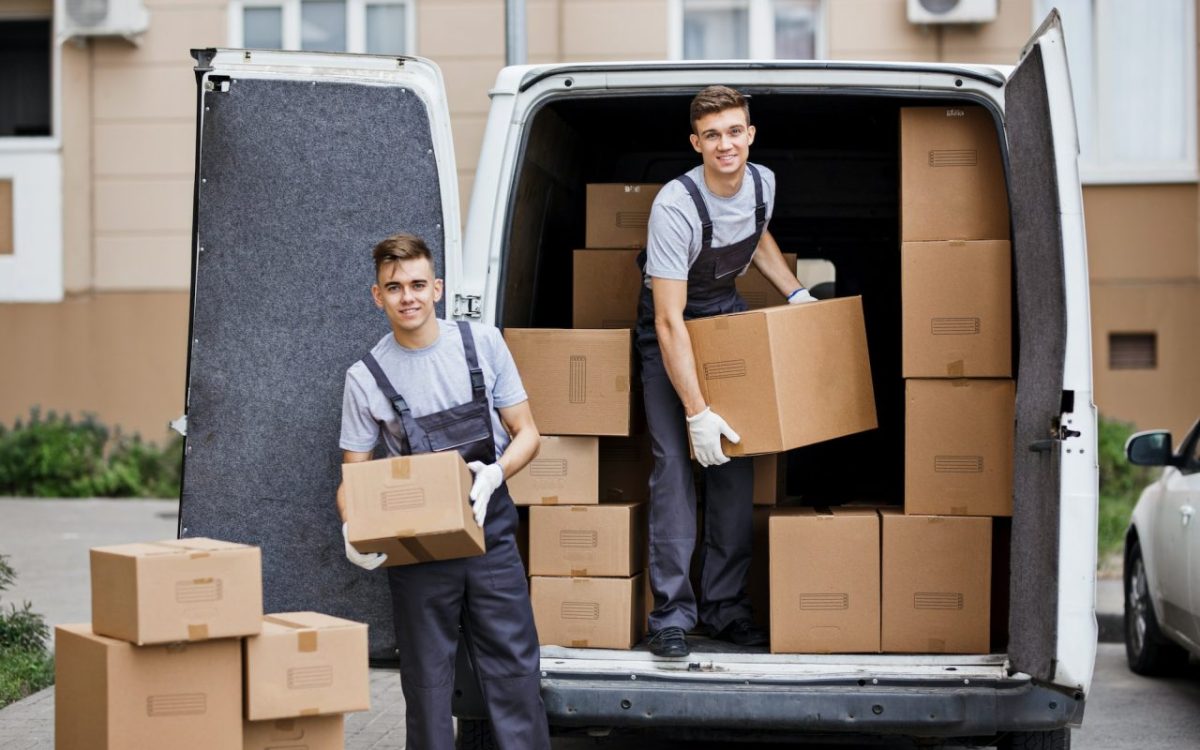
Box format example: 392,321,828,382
711,618,768,647
646,626,690,657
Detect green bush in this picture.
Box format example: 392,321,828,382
0,408,182,498
0,554,54,707
1097,415,1155,557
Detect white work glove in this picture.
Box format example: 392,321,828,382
787,287,817,304
466,461,504,529
342,523,387,571
686,407,741,467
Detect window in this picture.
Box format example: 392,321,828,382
1108,332,1157,370
231,0,414,55
1034,0,1197,183
0,19,51,137
671,0,823,60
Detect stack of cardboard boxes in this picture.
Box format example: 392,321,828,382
56,538,368,750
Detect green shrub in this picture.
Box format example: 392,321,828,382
1097,415,1155,557
0,554,54,707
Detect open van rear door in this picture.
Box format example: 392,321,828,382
1003,11,1095,689
181,50,460,659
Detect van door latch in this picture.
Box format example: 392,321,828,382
453,294,482,319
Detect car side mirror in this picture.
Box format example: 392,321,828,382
1125,430,1174,467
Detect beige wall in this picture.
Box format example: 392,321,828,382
826,0,1032,64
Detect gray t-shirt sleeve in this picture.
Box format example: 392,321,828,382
644,193,695,281
483,326,528,409
339,368,381,452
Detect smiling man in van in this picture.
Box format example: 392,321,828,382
637,86,815,657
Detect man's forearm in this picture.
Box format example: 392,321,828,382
656,316,707,417
753,233,803,297
497,425,539,479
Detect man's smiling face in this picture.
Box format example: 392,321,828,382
371,255,443,334
690,107,756,178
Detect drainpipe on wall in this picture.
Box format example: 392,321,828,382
506,0,527,66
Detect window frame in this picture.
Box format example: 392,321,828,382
229,0,417,56
0,10,59,149
668,0,826,61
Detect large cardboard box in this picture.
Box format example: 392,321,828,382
905,379,1015,517
585,183,662,248
685,297,877,456
881,510,992,653
599,433,652,502
531,573,645,649
902,240,1012,378
508,436,599,506
753,454,787,506
342,453,485,566
529,503,646,577
244,715,345,750
735,253,798,309
505,328,632,436
244,612,370,720
55,623,242,750
90,537,263,645
573,249,643,329
769,508,881,654
900,106,1010,242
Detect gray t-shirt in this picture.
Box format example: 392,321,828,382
339,319,527,457
643,162,776,284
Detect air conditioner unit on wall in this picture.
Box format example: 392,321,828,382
57,0,149,40
907,0,998,25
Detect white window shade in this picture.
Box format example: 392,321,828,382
674,0,823,60
230,0,415,55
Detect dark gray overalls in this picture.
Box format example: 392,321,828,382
360,321,549,750
636,164,766,635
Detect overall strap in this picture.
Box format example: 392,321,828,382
676,173,713,251
360,352,414,453
747,163,766,231
456,321,486,399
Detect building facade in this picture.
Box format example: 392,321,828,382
1,0,1197,440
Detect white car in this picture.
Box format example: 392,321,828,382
1124,419,1200,674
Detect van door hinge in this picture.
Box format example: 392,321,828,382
453,294,482,319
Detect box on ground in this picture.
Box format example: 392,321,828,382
343,453,485,566
900,106,1010,242
509,436,599,506
881,510,991,653
55,624,242,750
902,240,1011,378
529,503,646,577
599,433,652,502
753,454,786,506
244,715,345,750
90,537,263,645
770,508,881,654
735,253,798,309
573,249,642,329
686,297,877,456
244,612,370,720
505,328,632,436
585,183,662,248
905,379,1014,517
531,573,645,649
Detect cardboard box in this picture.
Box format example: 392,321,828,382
905,379,1015,517
531,573,645,649
901,106,1010,242
90,537,263,645
881,510,992,653
769,508,881,654
529,503,646,577
573,249,643,329
902,240,1012,378
599,433,653,502
505,328,632,436
508,436,600,506
55,624,242,750
342,453,485,566
753,454,787,506
244,715,345,750
686,297,877,456
244,612,370,720
585,183,662,248
735,253,798,309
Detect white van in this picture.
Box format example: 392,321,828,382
182,10,1097,748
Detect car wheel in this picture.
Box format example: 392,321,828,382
1124,539,1187,676
455,718,497,750
997,728,1070,749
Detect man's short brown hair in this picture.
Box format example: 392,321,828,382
372,233,433,277
690,85,751,133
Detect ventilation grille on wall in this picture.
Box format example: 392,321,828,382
1109,332,1157,370
57,0,149,40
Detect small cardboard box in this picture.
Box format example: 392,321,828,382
769,508,881,654
343,453,485,566
881,510,992,653
90,537,263,645
905,379,1015,517
585,183,662,248
902,240,1012,378
901,106,1010,242
505,328,632,436
599,433,652,502
753,454,787,506
529,503,646,577
573,249,643,329
508,436,600,506
55,624,242,750
244,612,370,720
735,253,798,309
686,297,877,456
531,573,645,649
244,715,345,750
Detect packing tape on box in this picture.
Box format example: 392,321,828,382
949,505,969,515
569,568,589,577
263,616,321,652
390,457,411,480
300,707,320,716
144,540,212,559
540,495,559,505
398,536,435,563
570,639,590,647
187,624,209,640
946,360,966,377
